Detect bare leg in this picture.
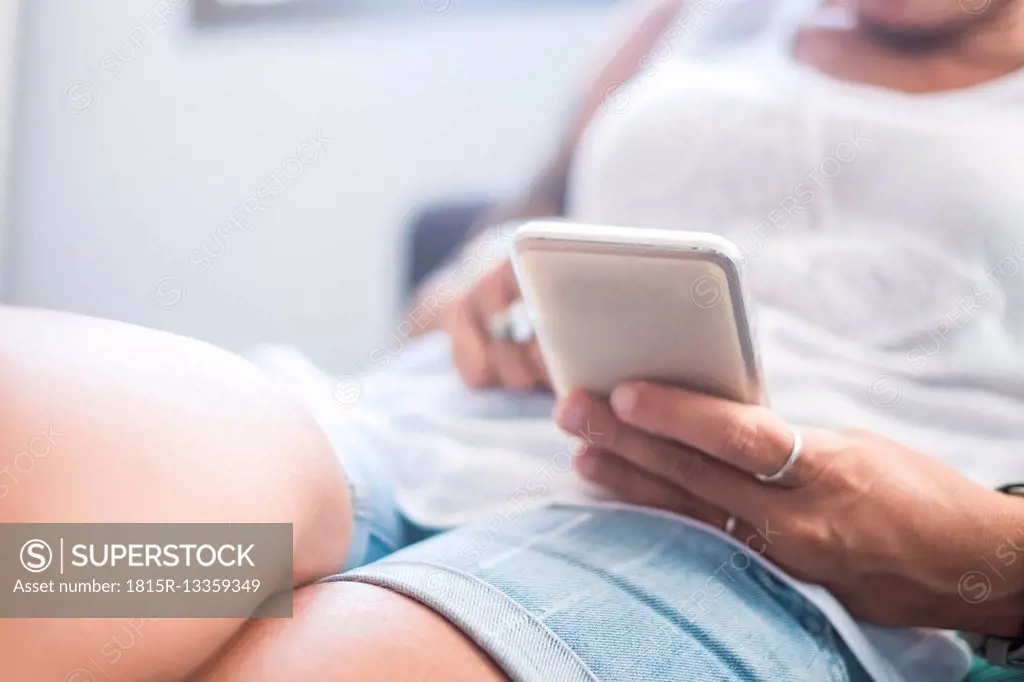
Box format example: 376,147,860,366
197,583,510,682
0,307,352,680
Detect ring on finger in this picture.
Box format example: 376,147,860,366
487,300,534,344
755,426,803,485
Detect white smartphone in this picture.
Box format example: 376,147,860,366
511,220,765,405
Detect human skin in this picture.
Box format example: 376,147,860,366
555,383,1024,637
0,305,507,682
7,0,1024,679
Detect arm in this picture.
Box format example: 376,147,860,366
406,0,689,337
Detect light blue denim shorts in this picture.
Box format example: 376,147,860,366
329,443,872,682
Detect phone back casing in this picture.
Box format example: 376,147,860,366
513,223,764,405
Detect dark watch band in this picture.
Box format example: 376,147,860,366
964,483,1024,668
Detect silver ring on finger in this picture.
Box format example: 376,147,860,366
487,309,513,342
755,426,803,485
487,300,534,344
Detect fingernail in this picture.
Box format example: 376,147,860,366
611,385,637,416
555,399,585,433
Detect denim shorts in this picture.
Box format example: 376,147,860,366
330,440,875,682
334,428,407,570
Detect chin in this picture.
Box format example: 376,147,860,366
848,0,1005,48
851,0,980,32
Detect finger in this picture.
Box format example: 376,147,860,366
501,258,524,301
491,341,538,391
555,392,779,519
610,382,820,487
446,300,495,389
526,341,550,388
578,448,782,559
575,446,729,528
477,260,519,314
557,390,683,466
496,257,521,301
474,266,535,391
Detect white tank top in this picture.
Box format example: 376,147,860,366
562,0,1024,486
572,0,1024,348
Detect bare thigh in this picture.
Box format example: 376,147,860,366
197,582,510,682
0,306,352,681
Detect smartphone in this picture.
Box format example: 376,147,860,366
511,220,765,405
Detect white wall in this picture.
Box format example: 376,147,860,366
6,1,618,372
0,0,19,295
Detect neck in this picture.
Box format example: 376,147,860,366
852,0,1024,68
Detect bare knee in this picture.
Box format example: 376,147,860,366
0,307,347,529
0,306,352,680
